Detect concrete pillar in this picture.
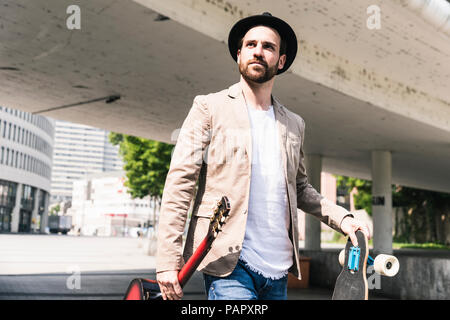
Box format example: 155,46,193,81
31,189,39,233
371,150,393,255
304,154,322,250
10,183,23,233
40,192,49,234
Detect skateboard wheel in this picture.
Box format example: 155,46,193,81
338,249,345,267
373,254,399,277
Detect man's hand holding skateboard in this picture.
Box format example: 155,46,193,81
333,217,399,300
340,215,372,247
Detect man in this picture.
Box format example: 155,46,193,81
156,12,371,300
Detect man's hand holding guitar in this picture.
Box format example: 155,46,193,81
157,270,183,300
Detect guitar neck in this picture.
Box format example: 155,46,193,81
177,234,213,287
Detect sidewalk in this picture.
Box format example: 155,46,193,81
0,267,390,300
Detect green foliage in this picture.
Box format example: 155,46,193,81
336,174,450,245
109,132,174,200
336,176,372,215
391,186,450,244
49,204,60,216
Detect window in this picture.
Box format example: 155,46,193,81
10,150,14,167
21,184,36,211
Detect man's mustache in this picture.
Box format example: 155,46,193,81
247,59,267,67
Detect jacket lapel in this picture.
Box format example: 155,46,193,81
272,96,289,180
227,83,252,164
227,83,288,174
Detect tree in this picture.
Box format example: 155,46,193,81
391,186,450,244
336,175,450,245
110,133,173,199
109,133,174,250
49,204,61,216
336,176,373,215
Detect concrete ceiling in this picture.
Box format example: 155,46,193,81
0,0,449,193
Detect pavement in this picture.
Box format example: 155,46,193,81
0,234,377,300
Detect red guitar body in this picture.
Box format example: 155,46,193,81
124,278,162,300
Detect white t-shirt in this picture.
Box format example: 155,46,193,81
240,105,293,280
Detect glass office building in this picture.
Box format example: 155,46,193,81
50,120,123,204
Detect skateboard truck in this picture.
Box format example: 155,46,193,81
342,246,376,272
367,255,374,266
347,246,361,272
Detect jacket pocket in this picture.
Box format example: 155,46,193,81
287,133,301,169
288,133,301,148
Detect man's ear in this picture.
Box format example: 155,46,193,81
237,49,241,63
278,54,287,70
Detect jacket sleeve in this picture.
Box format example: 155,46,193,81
156,95,211,273
296,118,351,234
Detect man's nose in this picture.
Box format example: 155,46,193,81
253,43,264,57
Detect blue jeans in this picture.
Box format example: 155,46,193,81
203,259,288,300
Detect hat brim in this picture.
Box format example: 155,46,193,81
228,14,298,75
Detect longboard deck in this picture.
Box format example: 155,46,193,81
332,230,369,300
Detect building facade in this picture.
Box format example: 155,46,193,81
68,171,158,237
0,106,54,233
50,120,123,204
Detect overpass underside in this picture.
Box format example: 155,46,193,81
1,0,449,193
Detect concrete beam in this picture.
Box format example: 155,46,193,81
135,0,450,133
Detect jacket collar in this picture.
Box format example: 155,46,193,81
227,82,242,99
227,82,286,117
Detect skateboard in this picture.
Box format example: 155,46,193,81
332,230,399,300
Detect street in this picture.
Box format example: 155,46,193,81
0,234,352,300
0,234,205,300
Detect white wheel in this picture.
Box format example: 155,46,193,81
338,249,345,266
373,254,399,277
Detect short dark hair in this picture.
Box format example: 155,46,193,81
237,33,287,56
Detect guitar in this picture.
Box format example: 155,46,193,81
124,196,231,300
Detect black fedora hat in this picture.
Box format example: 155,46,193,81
228,12,298,75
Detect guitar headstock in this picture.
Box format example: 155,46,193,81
208,196,230,238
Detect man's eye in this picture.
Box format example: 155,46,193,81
247,43,255,47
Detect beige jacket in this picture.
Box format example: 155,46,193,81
156,82,350,279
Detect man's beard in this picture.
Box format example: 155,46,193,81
239,58,279,84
